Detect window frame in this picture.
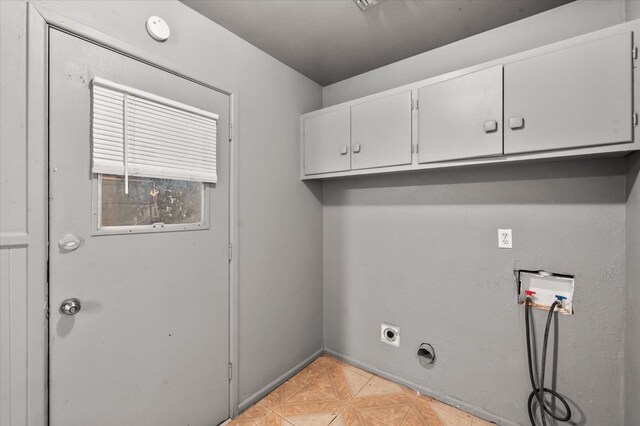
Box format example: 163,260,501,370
91,173,210,236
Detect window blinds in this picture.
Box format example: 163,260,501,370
91,77,218,190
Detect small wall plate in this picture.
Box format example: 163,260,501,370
380,323,400,347
146,16,170,42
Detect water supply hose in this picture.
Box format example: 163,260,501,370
525,298,572,426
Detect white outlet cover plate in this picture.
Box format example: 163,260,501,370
380,323,400,347
498,229,512,248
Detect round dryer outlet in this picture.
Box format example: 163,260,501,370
380,323,400,347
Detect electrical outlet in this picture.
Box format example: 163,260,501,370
498,229,512,249
380,323,400,347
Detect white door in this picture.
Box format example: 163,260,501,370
504,32,633,155
418,66,503,163
350,91,412,170
49,30,230,426
303,109,351,175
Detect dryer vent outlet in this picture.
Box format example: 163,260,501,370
417,343,436,367
380,323,400,347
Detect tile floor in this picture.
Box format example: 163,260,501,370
230,355,494,426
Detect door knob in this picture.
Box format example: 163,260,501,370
352,144,361,153
60,298,81,315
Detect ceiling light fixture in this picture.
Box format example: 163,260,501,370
354,0,383,11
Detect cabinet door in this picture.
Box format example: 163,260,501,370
303,108,351,175
504,32,633,155
351,91,412,170
418,66,503,163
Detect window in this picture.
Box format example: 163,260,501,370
99,175,204,229
91,77,217,234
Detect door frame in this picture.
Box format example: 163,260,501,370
26,3,241,423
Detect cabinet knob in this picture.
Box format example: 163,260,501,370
352,144,361,154
339,146,348,155
483,120,498,133
509,117,525,130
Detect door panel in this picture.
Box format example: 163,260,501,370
351,91,412,170
304,109,350,175
504,32,633,155
49,30,230,426
418,66,503,163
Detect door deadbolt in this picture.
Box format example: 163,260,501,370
60,298,81,315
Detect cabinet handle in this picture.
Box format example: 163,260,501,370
483,120,498,133
352,144,361,154
339,146,348,155
509,117,525,130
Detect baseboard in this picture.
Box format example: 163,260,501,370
237,348,324,414
323,348,517,426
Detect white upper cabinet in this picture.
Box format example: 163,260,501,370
504,32,633,155
300,23,639,180
303,108,351,175
350,91,412,170
418,65,503,163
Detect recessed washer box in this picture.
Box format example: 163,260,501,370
516,270,575,315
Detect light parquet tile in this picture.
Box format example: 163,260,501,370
260,412,296,426
354,376,417,400
402,397,443,426
333,404,387,426
295,356,338,385
470,419,494,426
334,360,374,379
240,356,495,426
428,400,474,426
260,376,308,410
230,404,273,425
275,384,345,426
309,362,371,402
344,375,418,426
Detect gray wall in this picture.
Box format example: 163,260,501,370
627,0,640,20
323,0,626,107
321,2,635,424
0,1,324,421
0,1,27,235
0,2,37,426
625,152,640,426
323,159,627,425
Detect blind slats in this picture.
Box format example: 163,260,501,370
127,139,216,162
91,77,218,184
132,97,217,128
130,121,216,148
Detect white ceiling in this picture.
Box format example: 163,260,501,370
181,0,573,86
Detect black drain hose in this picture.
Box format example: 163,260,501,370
525,299,572,426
